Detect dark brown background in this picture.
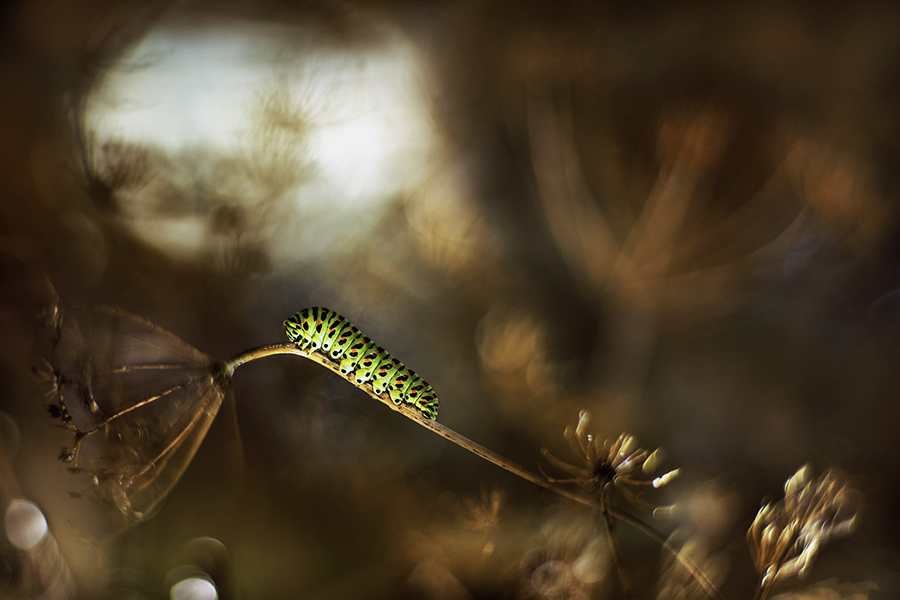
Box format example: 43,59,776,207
1,1,898,598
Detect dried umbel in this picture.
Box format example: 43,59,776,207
456,487,504,556
541,411,679,510
747,465,860,599
519,506,610,600
457,487,503,534
38,304,231,522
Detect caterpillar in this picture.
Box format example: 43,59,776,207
284,307,439,420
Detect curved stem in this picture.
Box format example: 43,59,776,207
227,344,589,502
227,343,726,600
227,343,302,373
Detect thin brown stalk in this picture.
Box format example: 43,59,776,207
752,584,771,600
130,402,206,484
111,364,202,373
601,486,632,599
83,380,194,435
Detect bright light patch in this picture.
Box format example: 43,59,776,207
5,499,48,550
171,577,218,600
89,25,274,151
85,15,438,266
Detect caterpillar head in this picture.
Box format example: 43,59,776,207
283,316,305,343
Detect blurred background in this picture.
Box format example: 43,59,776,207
1,0,899,598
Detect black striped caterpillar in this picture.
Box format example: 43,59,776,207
283,307,439,420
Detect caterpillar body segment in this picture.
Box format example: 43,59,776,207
339,336,375,375
387,367,415,404
371,357,403,395
354,345,389,385
283,308,439,420
330,324,362,359
319,310,346,352
307,307,329,351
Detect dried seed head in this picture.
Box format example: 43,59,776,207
457,487,503,533
456,487,504,557
541,411,679,510
39,304,230,522
747,464,860,591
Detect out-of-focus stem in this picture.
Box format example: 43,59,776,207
753,582,774,600
227,343,726,600
601,485,632,598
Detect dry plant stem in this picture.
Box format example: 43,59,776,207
753,581,775,600
601,485,632,599
753,581,774,600
227,343,726,600
111,364,204,373
81,381,194,437
59,363,211,460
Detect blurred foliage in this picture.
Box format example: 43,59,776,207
0,0,898,598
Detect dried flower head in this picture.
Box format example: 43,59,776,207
747,465,860,595
541,411,679,509
456,487,504,556
519,506,610,599
39,304,231,522
458,487,503,533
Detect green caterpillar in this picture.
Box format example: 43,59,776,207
283,307,439,420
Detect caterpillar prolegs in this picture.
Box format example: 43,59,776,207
284,307,439,420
